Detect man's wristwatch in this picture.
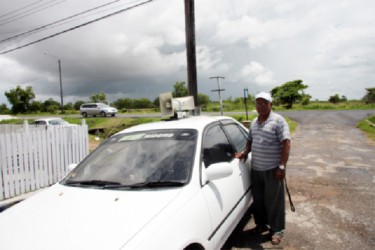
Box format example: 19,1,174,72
279,165,285,170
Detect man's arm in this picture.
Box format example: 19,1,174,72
235,139,252,161
280,139,291,167
275,139,291,180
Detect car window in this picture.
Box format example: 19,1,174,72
34,120,46,125
222,123,248,152
61,129,197,187
202,124,234,167
49,119,68,125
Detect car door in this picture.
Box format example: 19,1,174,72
221,121,252,195
201,123,247,247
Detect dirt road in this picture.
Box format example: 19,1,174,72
224,110,375,250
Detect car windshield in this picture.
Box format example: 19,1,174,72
61,129,197,189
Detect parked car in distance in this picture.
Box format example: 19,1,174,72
0,115,252,250
80,103,117,117
30,117,71,126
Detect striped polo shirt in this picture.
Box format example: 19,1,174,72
248,111,291,171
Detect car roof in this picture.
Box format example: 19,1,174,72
81,103,106,105
34,117,63,122
117,115,240,135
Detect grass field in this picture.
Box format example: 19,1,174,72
1,108,374,145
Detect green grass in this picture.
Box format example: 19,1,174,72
2,112,373,143
290,101,375,110
229,114,298,135
357,115,375,141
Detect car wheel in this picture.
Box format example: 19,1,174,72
100,111,106,117
82,112,87,117
184,244,204,250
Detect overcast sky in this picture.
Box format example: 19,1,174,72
1,0,375,107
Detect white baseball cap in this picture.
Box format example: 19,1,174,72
255,92,272,102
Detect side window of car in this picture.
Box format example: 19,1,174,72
222,124,248,152
202,124,234,167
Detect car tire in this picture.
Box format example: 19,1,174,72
82,112,87,117
100,111,106,117
184,244,204,250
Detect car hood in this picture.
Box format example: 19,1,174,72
0,184,183,250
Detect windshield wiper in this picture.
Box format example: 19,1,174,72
64,180,121,187
103,180,186,189
63,180,186,189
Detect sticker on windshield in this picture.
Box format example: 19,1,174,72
119,133,146,141
144,133,174,138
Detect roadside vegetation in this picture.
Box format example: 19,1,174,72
356,115,375,141
1,81,374,143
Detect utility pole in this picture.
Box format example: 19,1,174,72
243,88,249,120
210,76,225,115
43,52,64,114
57,59,64,114
184,0,199,114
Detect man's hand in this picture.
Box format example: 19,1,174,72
275,168,285,180
235,151,248,162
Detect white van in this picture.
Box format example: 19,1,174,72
80,103,117,117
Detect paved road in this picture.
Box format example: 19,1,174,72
224,110,375,250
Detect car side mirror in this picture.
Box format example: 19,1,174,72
204,162,233,181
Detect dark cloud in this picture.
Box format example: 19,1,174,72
1,0,375,106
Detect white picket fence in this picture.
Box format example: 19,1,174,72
0,121,89,201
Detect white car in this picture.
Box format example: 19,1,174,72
80,103,117,117
0,116,252,250
31,117,71,125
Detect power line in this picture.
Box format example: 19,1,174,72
0,0,123,44
0,0,155,55
0,0,44,19
0,0,66,26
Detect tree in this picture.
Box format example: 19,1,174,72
329,94,341,104
172,81,188,97
63,102,74,111
271,80,309,109
301,94,311,105
29,101,43,113
362,87,375,104
133,98,154,109
90,92,107,103
328,94,347,103
0,104,9,114
198,93,210,107
112,98,134,110
5,85,35,114
153,97,160,108
74,100,85,110
42,98,60,112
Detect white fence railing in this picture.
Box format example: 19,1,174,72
0,121,89,201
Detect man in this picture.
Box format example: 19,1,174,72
235,92,291,245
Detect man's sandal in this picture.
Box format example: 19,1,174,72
271,233,283,245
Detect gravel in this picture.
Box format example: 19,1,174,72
224,110,375,250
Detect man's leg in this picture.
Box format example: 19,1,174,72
264,168,285,242
250,169,268,231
